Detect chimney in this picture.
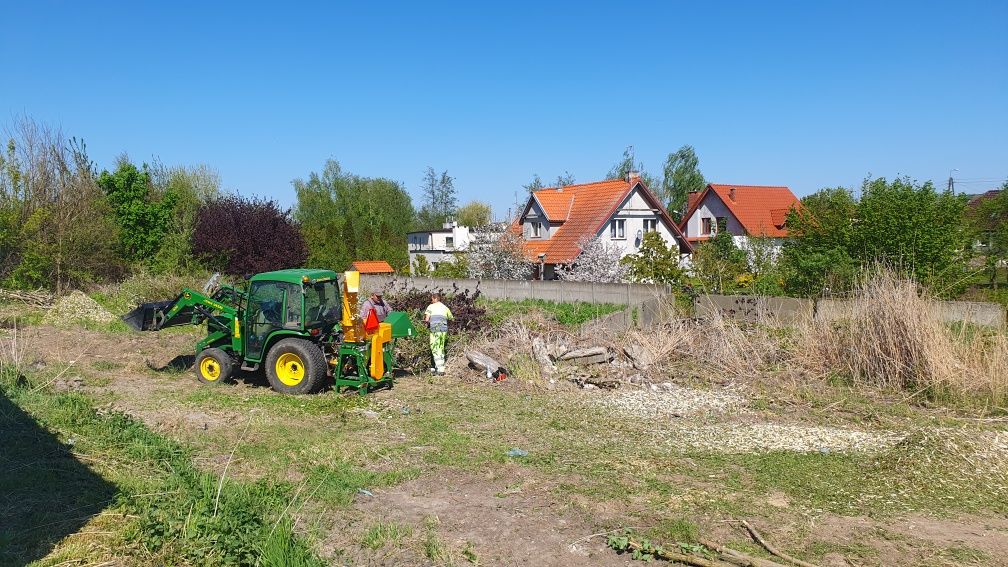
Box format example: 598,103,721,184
627,170,641,185
729,187,737,201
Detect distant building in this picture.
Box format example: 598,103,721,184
406,221,471,271
512,173,691,279
680,183,800,257
350,260,395,275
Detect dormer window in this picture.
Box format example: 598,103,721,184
532,221,542,238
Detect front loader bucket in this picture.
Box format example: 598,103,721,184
123,296,200,332
122,300,176,331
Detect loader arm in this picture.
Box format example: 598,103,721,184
123,287,241,334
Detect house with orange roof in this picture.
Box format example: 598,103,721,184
513,173,692,279
680,184,800,255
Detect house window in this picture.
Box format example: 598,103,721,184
531,222,542,238
446,236,454,249
610,219,626,239
716,217,728,233
701,217,713,235
644,219,657,233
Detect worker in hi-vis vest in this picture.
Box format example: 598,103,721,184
423,293,454,375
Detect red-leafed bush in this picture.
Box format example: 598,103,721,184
192,195,307,275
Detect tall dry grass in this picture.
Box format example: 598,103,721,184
797,269,1008,408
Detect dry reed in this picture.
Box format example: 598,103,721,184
797,269,1008,408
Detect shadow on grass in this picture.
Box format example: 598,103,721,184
0,389,116,564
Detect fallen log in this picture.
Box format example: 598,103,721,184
464,350,507,380
698,539,790,567
559,346,612,365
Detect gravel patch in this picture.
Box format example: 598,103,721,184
591,384,747,419
589,384,902,454
659,422,904,454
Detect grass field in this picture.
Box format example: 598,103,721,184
1,285,1007,566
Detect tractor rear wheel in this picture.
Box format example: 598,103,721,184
264,338,327,395
195,348,234,385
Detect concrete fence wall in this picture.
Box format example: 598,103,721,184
360,275,1006,329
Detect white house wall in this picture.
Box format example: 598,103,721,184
684,193,745,238
593,186,682,259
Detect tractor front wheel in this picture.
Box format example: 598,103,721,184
195,348,234,385
264,338,327,395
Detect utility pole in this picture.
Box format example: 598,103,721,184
948,168,958,194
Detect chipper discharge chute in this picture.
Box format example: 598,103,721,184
121,269,414,396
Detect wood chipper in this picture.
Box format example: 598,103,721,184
122,269,416,395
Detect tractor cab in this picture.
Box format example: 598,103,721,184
243,269,342,363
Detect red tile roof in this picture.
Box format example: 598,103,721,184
681,184,800,238
350,260,395,274
512,179,690,264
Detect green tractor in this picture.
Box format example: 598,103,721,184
123,269,415,395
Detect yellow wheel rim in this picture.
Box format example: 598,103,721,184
275,352,305,387
200,357,221,381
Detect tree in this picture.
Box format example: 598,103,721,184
851,177,970,295
466,232,530,280
691,232,748,293
416,166,457,229
555,171,576,188
98,158,176,263
971,182,1008,287
661,145,705,221
0,117,122,292
411,255,431,277
556,236,629,282
606,146,659,189
293,160,414,271
780,178,971,297
523,174,544,194
148,161,222,273
432,254,470,278
457,200,492,227
193,195,307,275
621,232,684,286
780,187,858,296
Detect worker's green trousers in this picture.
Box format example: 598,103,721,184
429,331,447,373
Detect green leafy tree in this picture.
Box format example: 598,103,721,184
781,178,971,297
98,159,176,262
661,145,705,221
780,187,858,296
971,182,1008,287
691,232,748,293
411,255,431,277
294,160,414,271
148,161,221,273
621,232,684,285
432,254,470,278
555,171,576,188
0,118,123,291
852,177,970,295
457,200,492,227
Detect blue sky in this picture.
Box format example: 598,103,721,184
2,1,1005,219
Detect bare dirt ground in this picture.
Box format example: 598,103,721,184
14,323,1008,566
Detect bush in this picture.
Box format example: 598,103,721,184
193,195,307,275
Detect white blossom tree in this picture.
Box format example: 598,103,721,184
556,236,630,283
466,231,531,280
